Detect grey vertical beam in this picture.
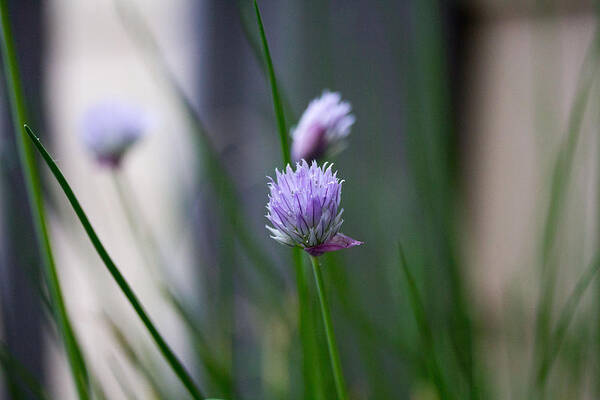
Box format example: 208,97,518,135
0,0,46,397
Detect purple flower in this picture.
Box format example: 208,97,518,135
81,101,148,168
291,91,355,162
266,160,362,256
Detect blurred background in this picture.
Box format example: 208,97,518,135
0,0,599,399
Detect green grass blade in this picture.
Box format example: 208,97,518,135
532,27,600,388
105,316,175,399
539,28,600,269
24,125,206,400
165,290,236,397
111,170,236,396
109,358,140,400
398,244,453,400
400,0,477,393
253,0,291,165
0,3,90,398
294,249,326,400
309,255,348,400
534,255,600,394
236,0,296,124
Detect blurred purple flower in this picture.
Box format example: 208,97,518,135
291,91,355,162
266,160,362,256
81,101,147,168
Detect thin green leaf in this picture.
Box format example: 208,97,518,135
534,255,600,393
309,255,349,400
400,0,477,393
294,249,326,400
398,244,453,400
111,170,236,396
105,316,175,400
253,0,291,165
236,0,296,124
164,290,235,398
109,358,140,400
0,3,89,398
24,125,205,400
532,27,600,390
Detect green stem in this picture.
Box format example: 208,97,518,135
309,255,348,400
294,249,325,400
24,125,206,400
0,3,89,398
111,171,162,278
254,0,290,165
398,244,452,400
112,171,235,396
533,255,600,396
236,0,296,125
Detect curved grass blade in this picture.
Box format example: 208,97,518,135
533,255,600,394
398,0,477,393
532,27,600,388
110,170,236,396
105,315,177,400
236,0,296,124
110,167,236,396
24,125,206,400
164,290,236,398
109,358,139,400
398,244,453,400
0,3,90,398
253,0,290,165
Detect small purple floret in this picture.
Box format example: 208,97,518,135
81,101,147,168
291,91,355,162
266,160,362,256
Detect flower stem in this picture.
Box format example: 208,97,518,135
254,0,291,165
309,255,348,400
111,171,161,279
111,171,236,395
294,249,325,400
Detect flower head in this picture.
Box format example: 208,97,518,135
266,160,362,256
81,101,147,168
291,91,355,162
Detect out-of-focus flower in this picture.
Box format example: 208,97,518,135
266,160,362,256
291,91,355,162
81,101,147,168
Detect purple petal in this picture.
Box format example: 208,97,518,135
304,233,362,257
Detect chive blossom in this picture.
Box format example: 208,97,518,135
291,91,355,162
81,101,147,168
266,160,362,256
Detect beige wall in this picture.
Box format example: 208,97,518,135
463,12,598,397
